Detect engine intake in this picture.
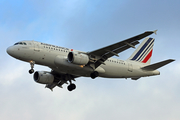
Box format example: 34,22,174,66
33,71,54,84
68,52,89,65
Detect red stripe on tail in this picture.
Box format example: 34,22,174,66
142,49,153,63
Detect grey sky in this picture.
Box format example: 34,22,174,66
1,0,180,120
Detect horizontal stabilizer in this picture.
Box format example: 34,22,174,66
141,59,175,71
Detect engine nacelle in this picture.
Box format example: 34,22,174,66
68,52,89,65
33,71,54,84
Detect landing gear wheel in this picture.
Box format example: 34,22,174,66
90,71,99,79
29,69,34,74
67,84,76,91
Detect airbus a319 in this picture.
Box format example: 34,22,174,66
7,30,175,91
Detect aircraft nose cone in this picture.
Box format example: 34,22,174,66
7,46,14,56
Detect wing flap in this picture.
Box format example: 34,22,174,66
45,83,57,91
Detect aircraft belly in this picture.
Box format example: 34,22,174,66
55,67,92,77
100,63,128,78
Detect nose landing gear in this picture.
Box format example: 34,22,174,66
29,69,34,74
29,61,35,74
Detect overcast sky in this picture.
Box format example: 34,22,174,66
1,0,180,120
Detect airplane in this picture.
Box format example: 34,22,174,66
6,30,175,91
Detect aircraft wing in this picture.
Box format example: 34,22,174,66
45,70,79,91
88,30,157,68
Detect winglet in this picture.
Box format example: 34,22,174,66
153,30,158,35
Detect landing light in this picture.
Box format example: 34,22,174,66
29,60,33,63
80,65,84,68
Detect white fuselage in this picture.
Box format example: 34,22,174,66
7,40,160,79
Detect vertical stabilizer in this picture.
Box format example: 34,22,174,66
128,37,154,65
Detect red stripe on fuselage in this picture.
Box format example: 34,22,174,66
142,49,153,63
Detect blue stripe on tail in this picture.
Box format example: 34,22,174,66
131,38,153,61
138,45,153,62
136,39,154,61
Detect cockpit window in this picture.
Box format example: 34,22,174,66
14,42,27,45
14,43,19,45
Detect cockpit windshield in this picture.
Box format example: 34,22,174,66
14,42,27,45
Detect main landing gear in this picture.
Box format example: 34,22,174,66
90,71,99,79
65,75,76,91
29,61,35,74
67,83,76,91
67,71,99,91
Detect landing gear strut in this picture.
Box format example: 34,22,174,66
29,61,35,74
90,71,99,79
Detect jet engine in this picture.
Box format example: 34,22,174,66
68,52,89,65
33,71,54,84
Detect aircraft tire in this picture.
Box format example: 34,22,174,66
67,84,76,91
29,69,34,74
90,71,99,79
